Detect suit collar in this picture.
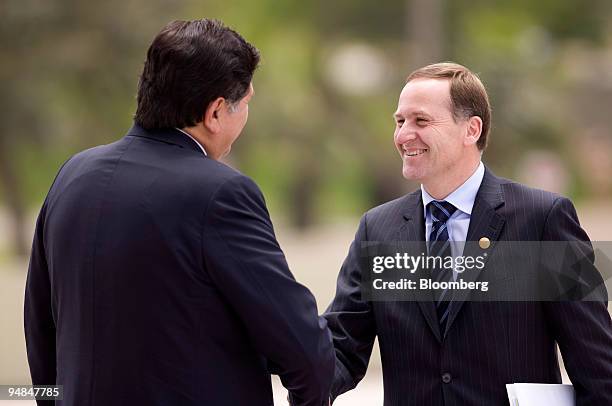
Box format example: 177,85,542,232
465,166,505,240
402,189,424,223
125,124,208,156
174,127,208,156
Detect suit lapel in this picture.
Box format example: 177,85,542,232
398,191,443,343
443,168,505,337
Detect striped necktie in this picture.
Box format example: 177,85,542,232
427,200,458,333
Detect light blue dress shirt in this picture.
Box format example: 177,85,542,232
421,161,485,262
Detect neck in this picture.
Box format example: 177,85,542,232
422,158,480,200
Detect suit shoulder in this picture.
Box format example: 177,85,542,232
490,175,583,235
189,158,259,193
498,176,568,210
178,158,265,211
188,155,246,183
364,191,419,222
56,138,260,205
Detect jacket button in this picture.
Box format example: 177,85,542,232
442,373,452,384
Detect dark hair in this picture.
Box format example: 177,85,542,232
406,62,491,150
135,19,260,129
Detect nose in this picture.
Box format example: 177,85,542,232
395,123,417,144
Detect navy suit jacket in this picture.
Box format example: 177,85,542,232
324,167,612,405
25,125,334,406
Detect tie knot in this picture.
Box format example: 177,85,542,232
428,200,457,223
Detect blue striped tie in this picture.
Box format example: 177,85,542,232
428,200,458,333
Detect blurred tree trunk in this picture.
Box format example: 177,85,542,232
289,149,320,229
406,0,445,68
0,138,28,256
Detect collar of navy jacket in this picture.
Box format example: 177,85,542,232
125,124,209,157
399,166,506,342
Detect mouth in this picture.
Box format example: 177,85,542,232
402,147,428,157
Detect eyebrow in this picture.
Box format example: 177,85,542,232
393,110,432,120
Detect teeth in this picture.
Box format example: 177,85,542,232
404,148,427,157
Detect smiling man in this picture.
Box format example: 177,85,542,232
324,62,612,405
393,73,486,199
24,19,334,406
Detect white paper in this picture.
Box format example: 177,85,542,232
505,384,519,406
506,383,574,406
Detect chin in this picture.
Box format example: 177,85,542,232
402,164,426,181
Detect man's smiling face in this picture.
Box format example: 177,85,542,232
393,78,470,183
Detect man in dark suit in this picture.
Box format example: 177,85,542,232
25,19,334,406
324,62,612,405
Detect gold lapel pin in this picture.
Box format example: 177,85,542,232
479,237,491,249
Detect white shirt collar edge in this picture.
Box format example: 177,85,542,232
175,128,208,156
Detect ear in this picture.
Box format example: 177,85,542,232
203,97,225,134
464,116,483,147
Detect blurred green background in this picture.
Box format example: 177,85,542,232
1,0,611,401
2,0,612,257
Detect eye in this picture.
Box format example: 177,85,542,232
396,119,405,127
416,117,428,126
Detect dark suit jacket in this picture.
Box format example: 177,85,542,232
324,167,612,405
24,125,334,406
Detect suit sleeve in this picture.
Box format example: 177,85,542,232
323,215,377,403
542,197,612,405
201,174,334,406
24,200,57,395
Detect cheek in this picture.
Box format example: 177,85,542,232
439,135,464,162
429,127,457,149
417,129,435,148
230,112,248,141
240,110,249,129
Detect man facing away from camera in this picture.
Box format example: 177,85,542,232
324,62,612,405
24,19,334,406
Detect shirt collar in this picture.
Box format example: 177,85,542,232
421,161,485,216
175,128,207,156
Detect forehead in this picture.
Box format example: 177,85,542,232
395,78,452,116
